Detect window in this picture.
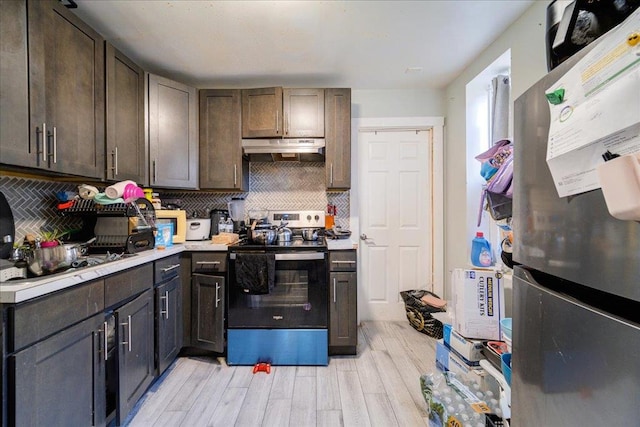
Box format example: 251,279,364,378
465,50,512,269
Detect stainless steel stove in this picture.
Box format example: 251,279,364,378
227,210,329,366
230,210,327,251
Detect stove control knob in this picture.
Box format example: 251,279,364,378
314,215,320,221
307,215,312,221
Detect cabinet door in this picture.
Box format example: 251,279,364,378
199,89,248,190
105,43,146,184
10,313,106,426
156,276,182,376
148,74,198,189
116,290,154,424
329,272,357,350
325,88,351,189
0,0,33,168
28,0,105,178
283,88,325,137
191,274,225,353
241,87,283,138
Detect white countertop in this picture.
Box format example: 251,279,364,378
326,239,358,250
0,246,184,304
1,239,356,304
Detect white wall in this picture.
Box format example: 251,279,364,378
444,1,548,296
349,1,549,300
352,89,445,118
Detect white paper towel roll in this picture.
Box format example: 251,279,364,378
105,180,136,199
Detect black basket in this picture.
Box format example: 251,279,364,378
400,290,445,339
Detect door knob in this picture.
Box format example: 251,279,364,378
360,233,368,240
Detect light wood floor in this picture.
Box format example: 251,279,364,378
126,321,440,427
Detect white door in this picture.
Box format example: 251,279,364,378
358,129,434,321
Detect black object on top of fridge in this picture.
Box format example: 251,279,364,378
512,9,640,427
546,0,639,71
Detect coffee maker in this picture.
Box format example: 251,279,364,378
227,198,246,234
546,0,639,71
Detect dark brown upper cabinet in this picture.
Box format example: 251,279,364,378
148,74,198,189
199,89,249,191
241,87,283,138
28,0,105,178
105,43,145,184
325,88,352,190
1,0,105,178
241,87,326,139
283,88,325,138
0,0,31,168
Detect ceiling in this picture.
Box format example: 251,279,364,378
72,0,535,90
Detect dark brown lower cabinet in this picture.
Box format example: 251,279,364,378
10,313,106,426
116,289,154,425
191,273,225,353
329,250,358,355
155,275,182,375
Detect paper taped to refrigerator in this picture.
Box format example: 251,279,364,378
545,9,640,198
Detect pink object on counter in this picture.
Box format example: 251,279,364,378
122,183,144,203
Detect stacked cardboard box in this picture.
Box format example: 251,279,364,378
436,269,506,375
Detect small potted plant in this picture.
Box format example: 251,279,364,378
38,229,68,248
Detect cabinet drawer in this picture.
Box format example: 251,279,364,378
191,252,227,273
11,279,105,352
155,254,181,283
329,251,357,271
105,263,153,307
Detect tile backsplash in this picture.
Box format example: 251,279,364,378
1,162,350,242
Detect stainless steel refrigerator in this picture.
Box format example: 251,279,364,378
512,33,640,426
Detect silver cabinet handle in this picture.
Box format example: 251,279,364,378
153,159,157,183
276,109,279,133
331,260,356,265
161,264,180,272
330,163,334,185
196,261,220,265
234,164,237,187
160,290,169,319
165,290,169,319
52,126,57,164
121,315,132,352
333,277,337,303
101,321,108,361
41,123,47,162
114,146,119,176
215,282,220,308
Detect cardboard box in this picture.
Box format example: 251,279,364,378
435,340,483,377
452,268,505,340
443,324,485,362
155,223,174,248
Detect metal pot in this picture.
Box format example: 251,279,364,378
301,228,319,241
250,225,277,245
28,238,95,276
276,227,292,244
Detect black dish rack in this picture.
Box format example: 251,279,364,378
59,198,156,254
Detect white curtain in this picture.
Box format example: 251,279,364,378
491,74,510,145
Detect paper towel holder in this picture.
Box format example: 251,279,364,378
596,152,640,222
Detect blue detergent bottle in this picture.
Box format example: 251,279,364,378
471,231,493,267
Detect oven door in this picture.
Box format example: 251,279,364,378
228,252,327,328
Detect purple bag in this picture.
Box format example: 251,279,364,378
477,147,514,225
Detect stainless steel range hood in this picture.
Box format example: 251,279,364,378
241,138,325,162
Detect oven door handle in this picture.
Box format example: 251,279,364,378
229,252,325,261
